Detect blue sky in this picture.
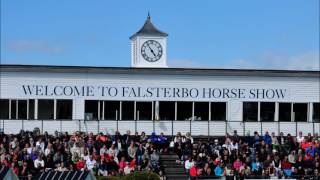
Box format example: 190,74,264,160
1,0,319,70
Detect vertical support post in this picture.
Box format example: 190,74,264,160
134,101,137,133
16,100,18,120
152,101,155,133
98,101,100,120
98,119,100,134
258,102,261,122
278,121,280,136
275,102,279,122
116,110,118,131
295,121,298,136
174,102,177,121
60,119,62,133
243,121,245,136
208,102,211,137
41,120,43,134
54,99,57,120
102,101,105,120
191,102,194,134
119,101,122,120
35,99,38,120
79,120,81,132
313,122,315,136
9,99,11,120
27,99,29,120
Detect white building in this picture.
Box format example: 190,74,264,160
0,15,319,136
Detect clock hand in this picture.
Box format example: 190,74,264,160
147,44,156,57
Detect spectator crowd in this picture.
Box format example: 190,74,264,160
0,128,320,179
0,129,167,179
176,131,320,179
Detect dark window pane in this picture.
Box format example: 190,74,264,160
279,103,291,122
136,102,152,120
194,102,209,121
243,102,258,121
122,101,134,120
29,100,35,119
11,100,17,119
212,102,226,120
159,101,175,120
38,100,54,119
104,101,120,120
56,100,73,119
18,100,27,119
260,102,275,121
177,102,192,120
0,99,9,119
313,103,320,122
85,100,98,120
293,103,308,122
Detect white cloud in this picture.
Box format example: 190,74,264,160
168,59,203,68
260,51,319,70
169,51,320,70
8,40,67,55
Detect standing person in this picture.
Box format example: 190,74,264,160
185,156,194,175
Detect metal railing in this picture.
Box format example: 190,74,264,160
0,119,319,137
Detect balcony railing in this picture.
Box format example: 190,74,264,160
0,119,319,136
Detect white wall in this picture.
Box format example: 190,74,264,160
1,71,319,122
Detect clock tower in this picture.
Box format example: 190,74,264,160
130,14,168,68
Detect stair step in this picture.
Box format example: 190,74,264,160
166,175,188,180
161,164,183,168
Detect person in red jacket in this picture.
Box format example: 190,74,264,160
76,157,86,170
280,156,292,170
190,164,198,179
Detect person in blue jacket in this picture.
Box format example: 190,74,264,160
263,131,272,145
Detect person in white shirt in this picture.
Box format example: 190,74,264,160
44,143,53,157
296,131,304,143
34,155,45,169
124,162,132,175
86,155,96,171
100,145,107,155
184,156,194,174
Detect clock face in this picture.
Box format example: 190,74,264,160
141,40,163,62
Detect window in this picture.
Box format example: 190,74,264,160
29,100,35,119
104,101,120,120
56,100,72,119
38,99,54,119
177,102,192,120
10,100,17,119
243,102,258,121
0,99,9,119
159,101,175,120
121,101,134,120
194,102,209,120
85,100,99,120
293,103,308,122
313,103,320,122
136,102,152,120
18,100,27,119
212,102,226,120
279,103,291,121
260,102,275,121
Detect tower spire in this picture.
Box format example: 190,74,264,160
147,12,151,20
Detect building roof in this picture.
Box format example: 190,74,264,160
1,64,319,78
130,13,168,39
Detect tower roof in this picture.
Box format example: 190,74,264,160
130,13,168,39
